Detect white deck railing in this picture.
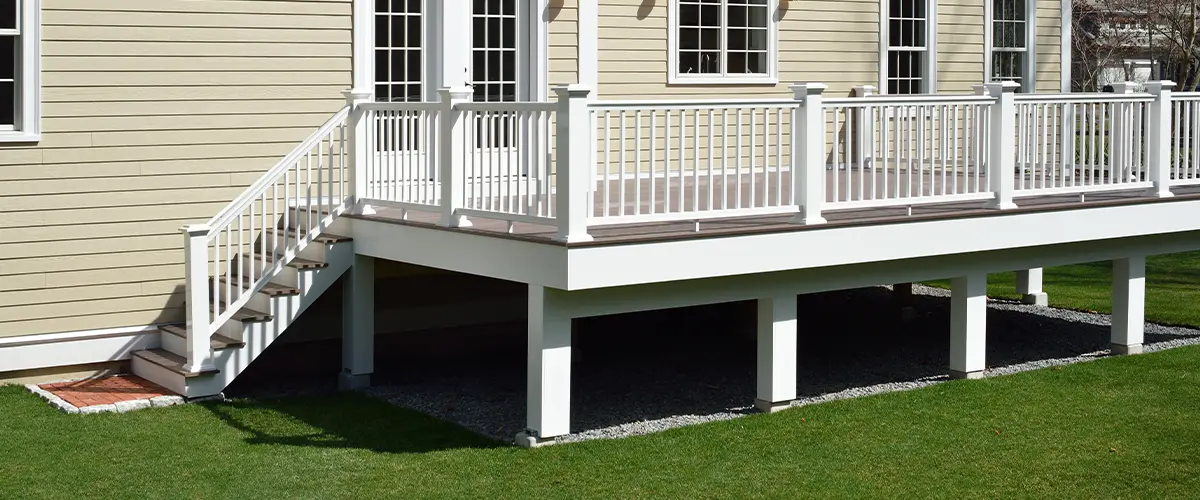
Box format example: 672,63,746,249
1171,91,1200,186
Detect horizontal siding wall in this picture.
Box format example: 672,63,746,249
938,0,985,93
0,0,351,338
1034,0,1063,93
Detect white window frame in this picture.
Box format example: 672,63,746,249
0,0,40,143
879,0,937,94
985,0,1036,92
668,0,779,85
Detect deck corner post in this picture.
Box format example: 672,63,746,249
984,81,1019,210
343,89,374,215
789,82,828,225
181,224,215,375
439,86,474,228
949,272,987,379
522,285,573,446
552,84,595,244
340,254,375,390
1111,255,1147,355
1144,81,1176,198
755,294,798,413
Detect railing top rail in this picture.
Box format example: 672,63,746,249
589,98,799,110
1013,93,1155,103
360,101,443,112
205,105,350,231
824,94,995,106
1172,91,1200,100
456,101,557,112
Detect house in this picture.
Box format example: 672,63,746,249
4,0,1200,448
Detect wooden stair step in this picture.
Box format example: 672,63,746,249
265,227,353,244
161,325,245,350
195,302,272,323
246,252,327,270
217,276,300,297
132,348,218,377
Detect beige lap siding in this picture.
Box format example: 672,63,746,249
1034,0,1063,93
0,0,351,338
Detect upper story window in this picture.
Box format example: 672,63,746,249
884,0,932,94
989,0,1031,91
670,0,778,84
0,0,39,142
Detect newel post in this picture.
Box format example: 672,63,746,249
439,87,474,228
790,83,828,225
181,224,215,374
984,81,1020,209
1144,81,1176,198
343,90,374,215
553,84,594,243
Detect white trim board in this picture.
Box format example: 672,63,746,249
0,325,162,374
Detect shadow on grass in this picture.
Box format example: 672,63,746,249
204,392,504,454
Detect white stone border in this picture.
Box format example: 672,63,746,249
25,383,184,415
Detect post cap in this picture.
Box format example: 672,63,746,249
1109,82,1139,94
852,85,877,97
342,89,373,102
983,81,1021,94
553,84,592,99
180,224,211,236
437,86,474,100
790,83,828,97
971,84,989,96
1143,80,1176,93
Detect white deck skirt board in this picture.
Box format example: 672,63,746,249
563,198,1200,289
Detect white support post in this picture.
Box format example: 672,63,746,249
343,90,374,215
1111,256,1146,355
553,84,594,243
1015,268,1049,306
1144,81,1176,198
435,1,472,90
755,294,798,413
518,285,573,447
181,224,215,374
984,81,1020,210
340,254,375,390
950,272,988,379
790,83,828,225
852,85,876,172
439,87,473,228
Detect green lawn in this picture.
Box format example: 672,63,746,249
927,251,1200,327
4,345,1200,498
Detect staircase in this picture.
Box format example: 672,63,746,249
131,104,359,399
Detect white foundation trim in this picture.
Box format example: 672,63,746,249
0,324,163,373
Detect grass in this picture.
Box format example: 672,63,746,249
4,345,1200,498
927,251,1200,327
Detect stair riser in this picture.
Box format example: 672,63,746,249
131,355,187,396
160,331,186,358
234,259,300,288
265,233,334,261
216,285,273,315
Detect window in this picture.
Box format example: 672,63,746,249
884,0,931,94
374,0,422,103
988,0,1031,91
670,0,777,84
0,0,39,142
472,0,517,102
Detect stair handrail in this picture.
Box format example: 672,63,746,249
207,106,352,230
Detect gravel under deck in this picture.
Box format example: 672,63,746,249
362,284,1200,444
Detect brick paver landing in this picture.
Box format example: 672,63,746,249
39,375,174,408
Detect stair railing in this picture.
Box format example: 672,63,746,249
179,103,353,374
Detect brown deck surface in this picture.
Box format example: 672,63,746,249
349,172,1200,247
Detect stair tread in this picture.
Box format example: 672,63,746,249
202,302,273,323
160,325,245,350
246,252,327,269
133,348,219,377
266,227,353,243
217,276,300,297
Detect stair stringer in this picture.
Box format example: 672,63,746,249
183,239,355,398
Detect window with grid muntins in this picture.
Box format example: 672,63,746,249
374,0,422,103
0,0,21,129
991,0,1027,86
473,0,517,103
675,0,771,79
886,0,927,95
